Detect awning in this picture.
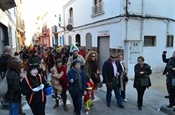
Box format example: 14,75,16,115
0,0,16,11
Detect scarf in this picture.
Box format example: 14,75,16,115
72,68,82,90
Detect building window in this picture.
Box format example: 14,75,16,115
91,0,104,17
68,8,73,24
144,36,156,47
166,35,174,47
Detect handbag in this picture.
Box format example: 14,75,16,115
0,73,8,97
91,73,100,84
140,76,151,87
68,79,80,96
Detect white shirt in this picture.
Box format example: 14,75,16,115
112,61,117,76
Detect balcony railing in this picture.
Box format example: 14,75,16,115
68,17,73,24
91,2,104,17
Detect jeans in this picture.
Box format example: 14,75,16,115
9,102,19,115
106,86,122,106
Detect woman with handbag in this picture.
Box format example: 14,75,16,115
133,56,152,110
67,59,86,115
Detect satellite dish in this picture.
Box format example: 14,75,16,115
66,24,73,31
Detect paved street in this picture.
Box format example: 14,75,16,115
0,72,174,115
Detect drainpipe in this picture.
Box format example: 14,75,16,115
140,0,145,53
124,0,129,75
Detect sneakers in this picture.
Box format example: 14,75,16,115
123,98,128,102
85,111,89,114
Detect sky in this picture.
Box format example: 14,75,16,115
21,0,69,45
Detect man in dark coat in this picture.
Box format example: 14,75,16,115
162,51,171,98
102,52,124,108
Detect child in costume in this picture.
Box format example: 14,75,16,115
50,66,62,100
84,82,95,114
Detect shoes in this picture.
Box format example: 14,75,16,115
123,98,128,102
164,95,169,98
85,111,89,114
19,113,26,115
107,103,110,107
138,107,142,110
118,105,124,109
167,105,173,108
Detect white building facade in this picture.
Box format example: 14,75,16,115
58,0,175,78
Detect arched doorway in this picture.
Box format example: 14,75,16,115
75,34,80,47
85,33,92,53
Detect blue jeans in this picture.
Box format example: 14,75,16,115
106,86,122,106
9,102,19,115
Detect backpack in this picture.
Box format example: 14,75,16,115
0,71,8,97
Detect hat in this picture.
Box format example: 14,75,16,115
28,64,39,72
71,59,80,67
57,59,62,63
86,82,92,90
70,44,79,52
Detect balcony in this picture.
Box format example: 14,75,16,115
68,17,73,24
91,2,104,18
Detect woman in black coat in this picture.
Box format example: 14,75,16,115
133,56,152,110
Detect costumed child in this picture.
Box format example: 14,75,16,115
84,82,95,114
50,66,62,101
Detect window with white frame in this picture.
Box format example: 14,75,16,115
166,35,173,47
69,8,73,24
144,36,156,47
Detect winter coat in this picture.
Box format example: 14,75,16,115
5,70,21,103
102,59,123,87
133,63,152,88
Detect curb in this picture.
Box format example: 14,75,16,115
160,105,175,115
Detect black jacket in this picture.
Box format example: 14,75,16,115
102,59,122,84
162,54,170,75
133,63,152,88
21,74,49,104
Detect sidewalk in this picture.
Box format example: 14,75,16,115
127,72,175,115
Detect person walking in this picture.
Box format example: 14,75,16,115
67,59,86,115
165,51,175,112
133,56,152,110
84,51,100,89
5,57,21,115
21,64,49,115
102,52,124,108
67,44,85,71
117,53,128,102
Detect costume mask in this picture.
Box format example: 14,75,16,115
30,68,38,76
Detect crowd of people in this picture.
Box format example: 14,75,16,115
0,44,175,115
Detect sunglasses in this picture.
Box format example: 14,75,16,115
91,55,96,57
111,56,116,58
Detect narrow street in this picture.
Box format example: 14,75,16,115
0,72,173,115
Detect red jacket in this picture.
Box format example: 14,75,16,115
57,65,67,92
